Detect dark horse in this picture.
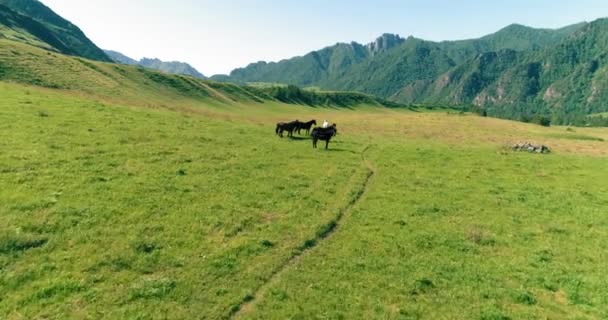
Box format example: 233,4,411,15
295,120,317,135
311,124,338,149
276,120,301,138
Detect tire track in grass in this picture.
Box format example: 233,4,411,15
227,145,376,319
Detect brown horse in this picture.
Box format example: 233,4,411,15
295,120,317,135
275,120,302,138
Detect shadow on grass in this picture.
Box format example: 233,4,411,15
288,136,312,141
316,148,355,154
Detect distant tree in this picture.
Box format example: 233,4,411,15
531,115,551,127
540,117,551,127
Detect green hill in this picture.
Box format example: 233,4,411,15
0,38,402,110
0,0,110,61
0,4,68,51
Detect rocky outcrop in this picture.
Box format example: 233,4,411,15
366,34,405,56
512,142,551,154
543,85,561,102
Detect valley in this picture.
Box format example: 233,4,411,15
1,1,607,319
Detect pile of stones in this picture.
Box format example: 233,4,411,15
512,142,551,154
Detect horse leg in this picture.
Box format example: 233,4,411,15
325,139,329,149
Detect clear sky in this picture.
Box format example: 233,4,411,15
41,0,608,76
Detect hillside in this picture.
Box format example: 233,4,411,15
0,4,66,51
0,38,401,110
0,0,110,61
212,21,605,124
105,50,207,79
396,19,608,124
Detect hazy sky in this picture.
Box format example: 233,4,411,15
41,0,608,76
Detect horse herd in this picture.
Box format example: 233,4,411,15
275,120,338,149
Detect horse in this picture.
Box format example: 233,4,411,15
295,120,317,135
311,124,338,149
276,120,301,138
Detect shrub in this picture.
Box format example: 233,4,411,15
531,115,551,127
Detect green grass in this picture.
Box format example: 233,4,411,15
545,133,605,142
2,81,608,319
245,142,608,319
2,40,608,319
0,83,369,318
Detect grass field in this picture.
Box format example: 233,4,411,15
1,64,608,319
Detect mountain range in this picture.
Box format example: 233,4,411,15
1,0,607,125
104,50,206,79
213,20,608,124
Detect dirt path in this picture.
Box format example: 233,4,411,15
227,145,376,319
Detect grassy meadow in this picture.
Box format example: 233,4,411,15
1,75,608,319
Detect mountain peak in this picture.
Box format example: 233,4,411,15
105,50,205,79
503,23,529,29
489,23,541,37
141,57,162,64
366,33,405,56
